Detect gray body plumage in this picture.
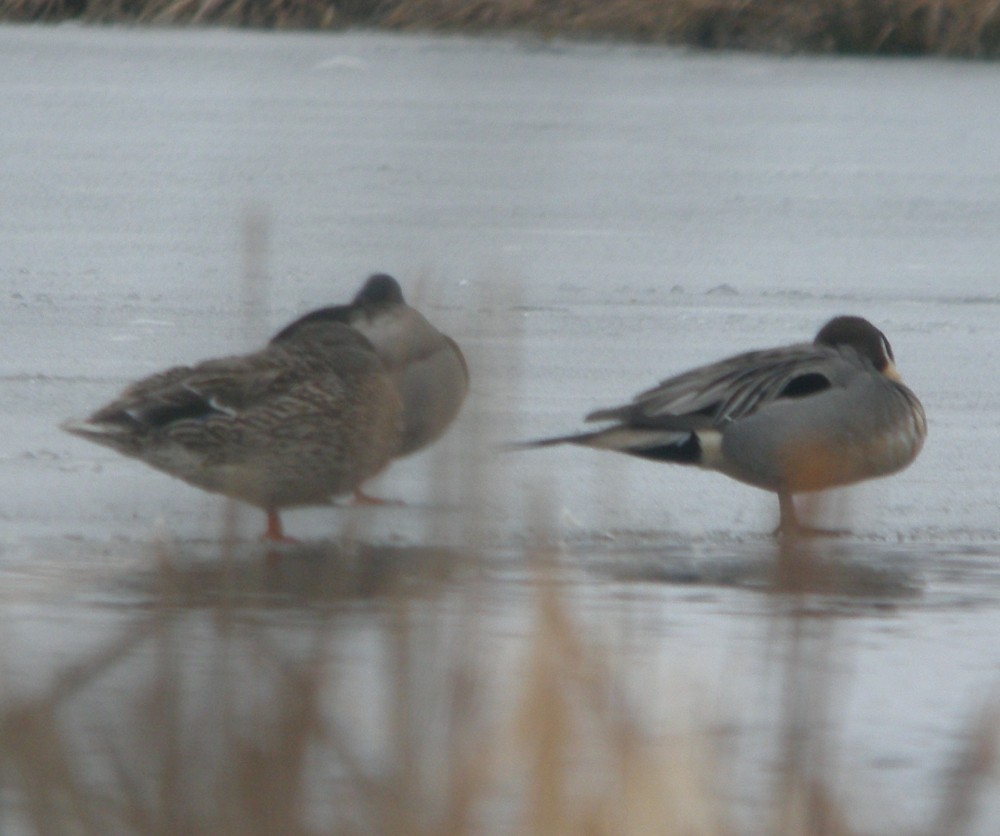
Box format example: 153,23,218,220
525,316,927,532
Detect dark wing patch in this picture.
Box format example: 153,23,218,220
778,372,831,399
625,433,701,464
89,360,286,431
127,389,229,428
90,386,226,430
587,343,843,430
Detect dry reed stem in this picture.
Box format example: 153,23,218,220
4,0,1000,56
932,702,1000,835
509,490,729,836
765,474,852,835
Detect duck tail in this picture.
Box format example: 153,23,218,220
501,431,599,452
61,417,141,455
505,426,702,464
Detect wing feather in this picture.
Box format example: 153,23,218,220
586,343,853,429
89,354,292,430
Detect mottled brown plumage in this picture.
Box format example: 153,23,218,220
63,320,403,540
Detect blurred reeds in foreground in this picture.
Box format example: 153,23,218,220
3,234,996,833
3,360,999,834
2,495,999,833
4,0,1000,57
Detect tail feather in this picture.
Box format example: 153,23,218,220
585,405,627,423
62,418,131,438
506,426,702,464
61,418,142,455
501,432,595,452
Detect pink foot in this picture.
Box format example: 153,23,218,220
262,509,299,543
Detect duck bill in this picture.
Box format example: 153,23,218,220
882,361,902,382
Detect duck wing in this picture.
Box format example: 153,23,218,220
586,343,853,429
83,354,291,432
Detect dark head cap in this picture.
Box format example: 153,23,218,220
814,315,895,373
353,274,405,307
270,274,405,345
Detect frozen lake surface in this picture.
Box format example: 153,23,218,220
2,25,1000,832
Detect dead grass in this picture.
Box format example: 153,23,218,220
0,545,712,834
376,0,1000,55
3,222,997,833
2,509,999,833
4,0,1000,56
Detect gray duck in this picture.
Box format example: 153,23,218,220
273,274,469,462
522,316,926,535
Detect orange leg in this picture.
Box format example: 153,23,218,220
263,509,298,543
